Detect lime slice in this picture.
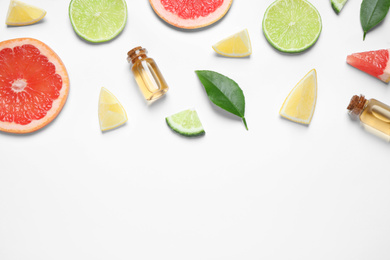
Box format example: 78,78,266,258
212,29,252,58
331,0,348,14
98,87,127,131
262,0,322,53
166,109,205,136
69,0,127,43
279,69,317,125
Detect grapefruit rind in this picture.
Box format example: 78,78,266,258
0,38,69,134
149,0,233,29
279,69,317,125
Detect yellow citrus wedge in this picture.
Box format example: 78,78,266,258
212,29,252,57
279,69,317,125
6,0,46,26
98,87,127,132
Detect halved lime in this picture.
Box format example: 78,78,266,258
166,109,205,137
69,0,127,43
262,0,322,53
331,0,348,14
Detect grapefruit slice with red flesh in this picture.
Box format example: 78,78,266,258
0,38,69,134
149,0,233,29
347,49,390,83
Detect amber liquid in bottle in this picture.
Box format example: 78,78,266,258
127,47,169,101
347,95,390,141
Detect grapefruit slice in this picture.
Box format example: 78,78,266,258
0,38,69,134
347,49,390,83
149,0,233,29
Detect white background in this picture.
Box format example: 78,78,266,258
1,0,390,259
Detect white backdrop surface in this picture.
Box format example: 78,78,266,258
1,1,390,259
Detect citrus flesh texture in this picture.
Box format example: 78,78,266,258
262,0,322,53
166,109,205,136
98,87,127,132
279,69,317,125
69,0,127,43
331,0,348,14
0,38,69,134
149,0,233,29
212,29,252,57
6,0,46,26
347,49,390,83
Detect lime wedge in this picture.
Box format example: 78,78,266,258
69,0,127,43
262,0,322,53
166,109,205,137
331,0,348,14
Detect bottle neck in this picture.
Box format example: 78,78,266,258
127,46,148,65
347,94,368,119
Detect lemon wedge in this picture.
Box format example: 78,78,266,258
6,0,46,26
212,29,252,57
279,69,317,125
98,87,127,131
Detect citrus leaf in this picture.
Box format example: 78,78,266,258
360,0,390,40
195,70,248,130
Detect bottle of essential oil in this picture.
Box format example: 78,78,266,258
347,94,390,141
127,46,169,101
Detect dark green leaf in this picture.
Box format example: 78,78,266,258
195,70,248,130
361,0,390,40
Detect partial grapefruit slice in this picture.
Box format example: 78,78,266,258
0,38,69,134
149,0,233,29
347,49,390,83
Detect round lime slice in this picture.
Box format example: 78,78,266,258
69,0,127,43
262,0,322,53
166,109,205,137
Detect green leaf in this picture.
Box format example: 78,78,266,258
360,0,390,40
195,70,248,130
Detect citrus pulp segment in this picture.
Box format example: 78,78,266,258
6,0,46,26
279,69,317,125
166,109,205,136
331,0,348,14
212,29,252,57
98,87,127,132
346,49,390,83
149,0,233,29
0,38,69,134
69,0,127,43
262,0,322,53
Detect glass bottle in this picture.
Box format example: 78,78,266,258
127,46,169,101
347,94,390,141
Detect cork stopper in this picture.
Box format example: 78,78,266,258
127,46,148,64
347,94,367,119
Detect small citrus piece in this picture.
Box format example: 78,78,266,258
212,29,252,57
6,0,46,26
0,38,69,134
69,0,127,43
346,49,390,83
166,109,205,136
98,87,127,131
331,0,348,14
262,0,322,53
279,69,317,125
